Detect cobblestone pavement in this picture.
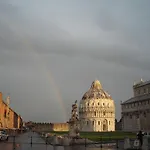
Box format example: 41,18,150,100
0,132,64,150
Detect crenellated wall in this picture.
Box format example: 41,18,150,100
31,122,69,131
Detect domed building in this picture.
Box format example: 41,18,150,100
79,80,115,132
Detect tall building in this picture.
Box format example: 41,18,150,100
79,80,115,132
0,92,23,129
121,79,150,131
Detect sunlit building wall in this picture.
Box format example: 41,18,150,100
79,80,115,132
0,92,23,129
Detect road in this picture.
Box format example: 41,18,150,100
0,132,64,150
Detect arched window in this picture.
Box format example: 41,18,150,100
94,112,96,116
87,121,88,125
130,114,132,119
103,112,106,116
93,121,94,125
98,121,100,125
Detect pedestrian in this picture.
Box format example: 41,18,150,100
137,130,144,146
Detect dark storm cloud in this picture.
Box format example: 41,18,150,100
0,0,150,122
0,0,18,14
23,37,150,72
1,0,150,71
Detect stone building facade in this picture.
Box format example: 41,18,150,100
79,80,115,132
0,92,23,129
121,79,150,132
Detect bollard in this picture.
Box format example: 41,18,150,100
85,138,86,150
100,136,102,149
45,137,48,150
46,137,48,145
13,136,16,150
30,136,33,147
116,139,119,149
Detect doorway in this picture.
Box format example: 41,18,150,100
103,119,108,131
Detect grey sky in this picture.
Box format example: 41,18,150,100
0,0,150,122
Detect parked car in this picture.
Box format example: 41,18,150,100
0,130,9,141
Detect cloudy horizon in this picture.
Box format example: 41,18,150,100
0,0,150,122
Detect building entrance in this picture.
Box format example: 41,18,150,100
103,119,108,131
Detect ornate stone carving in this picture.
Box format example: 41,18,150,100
82,80,111,100
68,100,80,137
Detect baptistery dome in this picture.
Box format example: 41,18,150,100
79,80,115,132
82,80,111,100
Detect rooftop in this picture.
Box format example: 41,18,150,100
81,80,112,100
122,93,150,104
133,79,150,88
90,80,102,89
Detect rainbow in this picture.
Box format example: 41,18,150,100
2,18,67,122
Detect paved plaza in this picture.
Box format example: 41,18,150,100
0,132,64,150
0,132,125,150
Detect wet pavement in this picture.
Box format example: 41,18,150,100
0,132,64,150
0,132,126,150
